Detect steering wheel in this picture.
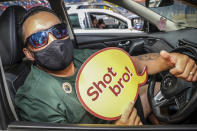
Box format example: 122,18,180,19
148,72,197,123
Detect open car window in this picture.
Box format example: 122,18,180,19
87,12,128,29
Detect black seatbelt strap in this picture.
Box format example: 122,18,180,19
0,57,19,121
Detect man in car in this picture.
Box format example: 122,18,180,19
98,19,106,29
90,15,99,28
15,6,197,125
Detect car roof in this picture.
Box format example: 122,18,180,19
66,2,113,6
68,8,115,13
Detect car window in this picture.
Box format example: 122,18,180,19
69,14,81,29
89,13,128,29
66,6,71,10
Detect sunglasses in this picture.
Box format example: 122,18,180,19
25,23,68,48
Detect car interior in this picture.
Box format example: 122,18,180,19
1,0,197,130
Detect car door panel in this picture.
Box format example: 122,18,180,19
75,32,143,47
74,32,174,56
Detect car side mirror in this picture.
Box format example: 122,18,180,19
145,0,174,8
131,17,144,31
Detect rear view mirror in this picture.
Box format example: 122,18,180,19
145,0,174,8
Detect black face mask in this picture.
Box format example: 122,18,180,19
32,39,74,71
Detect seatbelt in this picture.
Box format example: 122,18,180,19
0,57,19,121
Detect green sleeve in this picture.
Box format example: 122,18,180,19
16,95,68,123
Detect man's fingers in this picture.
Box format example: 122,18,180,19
167,53,197,82
134,116,140,125
192,68,197,82
160,50,171,60
185,63,197,81
160,50,176,66
188,64,197,81
170,55,189,76
121,101,134,123
175,59,195,80
139,122,143,125
116,102,144,126
128,108,137,125
160,51,197,82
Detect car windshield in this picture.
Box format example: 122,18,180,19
137,0,197,28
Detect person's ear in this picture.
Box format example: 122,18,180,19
23,48,35,61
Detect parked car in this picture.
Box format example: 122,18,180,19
65,2,128,16
0,0,197,130
68,9,143,34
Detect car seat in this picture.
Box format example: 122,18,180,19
0,5,30,130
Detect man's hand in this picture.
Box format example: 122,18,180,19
160,50,197,82
115,101,143,126
133,50,197,82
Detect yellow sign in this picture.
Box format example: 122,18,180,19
76,47,147,120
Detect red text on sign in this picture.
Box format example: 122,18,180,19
87,66,133,101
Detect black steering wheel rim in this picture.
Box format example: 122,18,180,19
148,74,197,123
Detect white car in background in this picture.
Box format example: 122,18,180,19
65,2,128,16
68,9,143,34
